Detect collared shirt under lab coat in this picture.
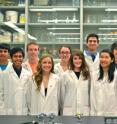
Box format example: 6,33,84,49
0,61,12,72
60,70,90,116
90,70,117,116
26,73,60,115
84,51,99,74
0,64,30,115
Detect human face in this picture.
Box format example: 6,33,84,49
73,55,82,70
41,57,53,73
27,44,39,60
11,52,24,69
87,37,99,52
59,47,71,62
113,49,117,64
0,49,9,63
100,52,113,70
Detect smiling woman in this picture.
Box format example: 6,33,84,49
26,55,60,115
90,49,117,116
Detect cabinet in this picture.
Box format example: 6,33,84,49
83,0,117,50
28,0,80,58
0,0,117,58
0,0,26,49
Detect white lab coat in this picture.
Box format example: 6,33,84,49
22,60,33,75
90,70,117,116
54,63,69,76
26,73,60,115
1,64,30,115
0,61,12,71
0,61,12,115
60,70,90,116
0,71,5,115
84,51,99,74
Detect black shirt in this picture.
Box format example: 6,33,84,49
74,71,80,79
13,65,22,77
45,88,47,96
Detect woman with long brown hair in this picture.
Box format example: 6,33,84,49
60,49,90,116
27,55,60,115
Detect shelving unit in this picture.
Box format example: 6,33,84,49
0,0,117,58
83,0,117,50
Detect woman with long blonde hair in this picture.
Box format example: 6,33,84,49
27,55,60,115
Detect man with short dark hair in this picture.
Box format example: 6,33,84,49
84,33,100,73
0,47,30,115
0,43,11,71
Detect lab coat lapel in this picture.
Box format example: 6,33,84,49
46,74,55,98
9,65,19,79
40,83,45,97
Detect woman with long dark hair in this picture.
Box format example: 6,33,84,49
90,49,117,116
60,49,90,115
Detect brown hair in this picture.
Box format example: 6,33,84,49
27,41,39,51
33,55,54,90
70,49,90,80
58,45,72,54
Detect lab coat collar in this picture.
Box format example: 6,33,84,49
69,70,83,81
40,73,57,98
23,60,33,74
84,50,99,62
8,64,27,79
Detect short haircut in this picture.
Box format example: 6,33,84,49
111,42,117,52
0,43,10,52
10,47,25,58
86,33,99,43
26,41,39,51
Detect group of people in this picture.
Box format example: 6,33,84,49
0,33,117,116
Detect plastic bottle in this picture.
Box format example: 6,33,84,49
19,14,26,23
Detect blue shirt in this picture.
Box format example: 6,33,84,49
0,65,7,71
84,50,98,61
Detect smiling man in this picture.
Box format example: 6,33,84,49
84,33,100,74
0,47,30,115
0,43,11,71
23,41,39,74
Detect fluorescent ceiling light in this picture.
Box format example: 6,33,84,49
30,9,55,12
56,38,80,39
47,27,80,30
30,8,78,12
54,8,78,11
100,38,117,39
52,33,80,35
4,22,37,40
38,19,79,23
98,33,117,36
105,8,117,11
99,28,117,30
102,20,117,23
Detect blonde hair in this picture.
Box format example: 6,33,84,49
34,55,54,90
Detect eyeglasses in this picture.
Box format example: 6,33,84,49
60,52,71,55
